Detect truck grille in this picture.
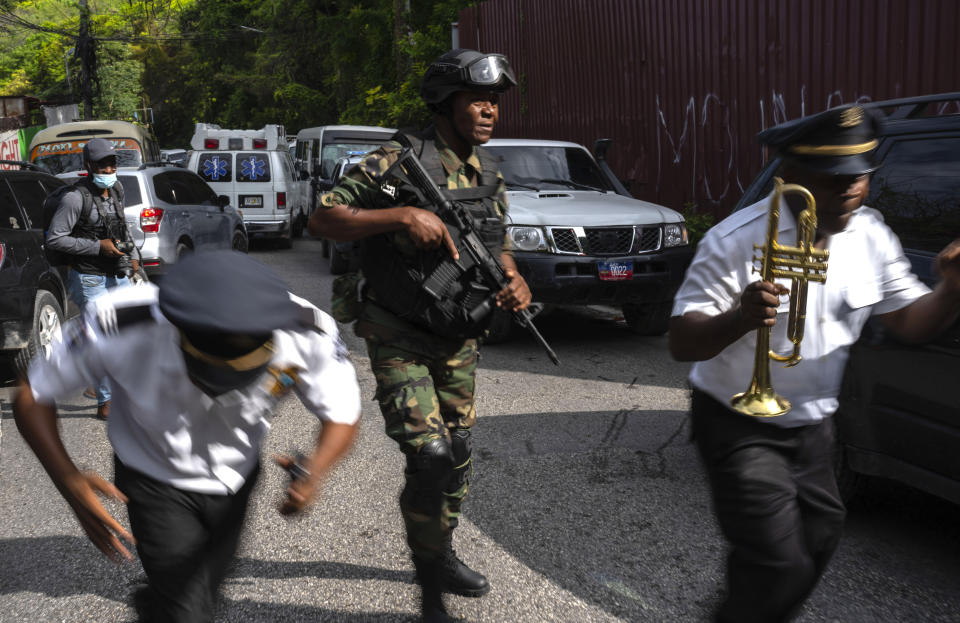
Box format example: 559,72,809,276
551,228,581,253
636,227,662,251
546,225,663,255
585,227,634,255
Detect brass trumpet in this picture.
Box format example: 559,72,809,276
730,177,829,417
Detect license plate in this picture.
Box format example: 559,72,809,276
241,195,262,207
598,260,633,281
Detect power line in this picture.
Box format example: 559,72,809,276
0,10,265,45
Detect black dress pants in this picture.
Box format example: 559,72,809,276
690,389,846,623
114,457,260,623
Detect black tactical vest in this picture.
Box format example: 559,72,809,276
70,181,126,276
360,128,506,339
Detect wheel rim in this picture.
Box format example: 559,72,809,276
38,305,62,359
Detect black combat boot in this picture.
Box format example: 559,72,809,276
438,534,490,597
413,555,454,623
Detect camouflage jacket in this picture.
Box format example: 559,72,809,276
320,130,510,352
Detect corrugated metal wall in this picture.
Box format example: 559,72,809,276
458,0,960,217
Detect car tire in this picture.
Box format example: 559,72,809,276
13,290,64,379
232,229,249,253
622,301,671,336
329,244,350,274
483,309,514,344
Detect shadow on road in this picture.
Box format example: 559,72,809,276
467,407,721,621
0,535,419,621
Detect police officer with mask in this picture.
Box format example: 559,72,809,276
13,250,361,623
309,49,531,622
45,137,139,419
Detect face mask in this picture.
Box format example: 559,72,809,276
92,173,117,189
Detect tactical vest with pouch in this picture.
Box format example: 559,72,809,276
43,180,126,275
359,128,506,339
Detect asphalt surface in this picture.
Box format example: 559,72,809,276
1,235,959,622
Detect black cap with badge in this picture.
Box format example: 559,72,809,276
158,250,304,395
757,104,882,176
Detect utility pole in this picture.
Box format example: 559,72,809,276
78,0,94,119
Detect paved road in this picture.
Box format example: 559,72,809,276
1,236,958,622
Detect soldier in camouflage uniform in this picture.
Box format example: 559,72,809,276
309,49,530,622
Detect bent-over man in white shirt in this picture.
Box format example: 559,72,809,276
670,105,960,623
13,250,362,623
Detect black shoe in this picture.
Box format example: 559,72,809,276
438,536,490,598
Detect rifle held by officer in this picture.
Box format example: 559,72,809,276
391,142,560,366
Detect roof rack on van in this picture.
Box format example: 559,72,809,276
190,123,287,152
0,160,40,171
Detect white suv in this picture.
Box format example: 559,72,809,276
187,124,308,248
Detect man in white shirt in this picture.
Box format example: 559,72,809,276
13,250,362,623
670,105,960,622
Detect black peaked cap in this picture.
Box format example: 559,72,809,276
158,250,302,334
756,104,882,176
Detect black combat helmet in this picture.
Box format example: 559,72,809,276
421,48,517,111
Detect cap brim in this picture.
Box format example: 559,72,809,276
785,153,878,176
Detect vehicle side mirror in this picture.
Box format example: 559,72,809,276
594,138,613,161
218,195,230,210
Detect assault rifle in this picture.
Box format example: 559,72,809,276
390,141,560,366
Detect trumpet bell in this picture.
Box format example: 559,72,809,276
730,388,791,417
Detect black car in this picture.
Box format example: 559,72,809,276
0,161,68,381
733,93,960,504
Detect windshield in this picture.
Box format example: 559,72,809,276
320,142,382,179
484,145,612,192
31,139,144,174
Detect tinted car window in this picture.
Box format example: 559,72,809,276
152,172,176,204
0,180,24,230
117,175,142,206
486,146,613,191
867,136,960,253
197,152,232,182
168,170,217,205
236,153,271,182
6,178,47,229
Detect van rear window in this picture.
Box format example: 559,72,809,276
236,153,271,182
197,153,232,182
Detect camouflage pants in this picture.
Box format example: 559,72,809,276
365,337,479,561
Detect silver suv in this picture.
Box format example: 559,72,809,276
62,164,248,279
484,138,694,338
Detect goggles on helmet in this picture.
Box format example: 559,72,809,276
464,54,516,87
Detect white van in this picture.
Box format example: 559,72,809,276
187,123,308,247
294,125,396,196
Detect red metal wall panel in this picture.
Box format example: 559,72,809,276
458,0,960,217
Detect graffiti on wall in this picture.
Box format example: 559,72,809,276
655,88,875,206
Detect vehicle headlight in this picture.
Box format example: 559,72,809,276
663,223,689,247
507,226,547,252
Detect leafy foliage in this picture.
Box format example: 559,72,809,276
0,0,474,145
681,201,715,246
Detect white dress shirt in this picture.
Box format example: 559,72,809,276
29,284,362,494
672,195,929,427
